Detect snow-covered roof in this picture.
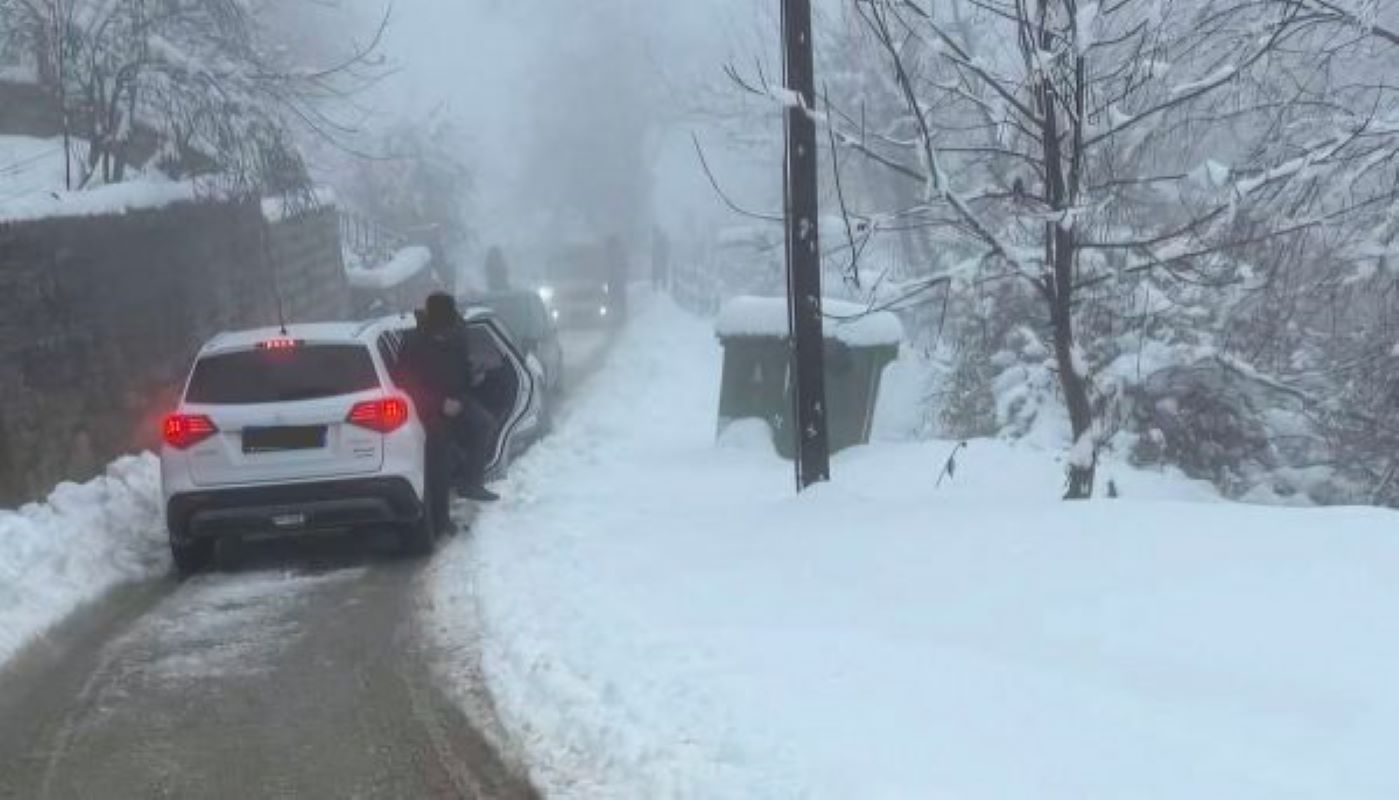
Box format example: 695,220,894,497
716,295,903,348
0,180,198,225
345,246,434,291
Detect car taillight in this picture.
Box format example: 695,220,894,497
347,397,410,433
163,414,218,449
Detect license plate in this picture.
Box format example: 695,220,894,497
242,426,326,453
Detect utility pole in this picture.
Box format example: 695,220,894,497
51,0,72,190
781,0,830,490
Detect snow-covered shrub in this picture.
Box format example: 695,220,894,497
939,348,998,439
1127,365,1277,496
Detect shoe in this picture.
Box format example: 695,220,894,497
460,485,500,503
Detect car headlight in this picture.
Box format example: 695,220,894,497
599,305,609,317
537,285,555,303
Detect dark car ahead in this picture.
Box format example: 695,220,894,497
537,242,627,328
538,280,613,328
469,290,565,400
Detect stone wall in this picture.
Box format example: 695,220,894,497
0,198,350,504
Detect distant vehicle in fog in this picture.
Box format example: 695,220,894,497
536,242,625,328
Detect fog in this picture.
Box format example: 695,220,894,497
361,0,778,273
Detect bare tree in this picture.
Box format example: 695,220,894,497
800,0,1399,497
1,0,390,194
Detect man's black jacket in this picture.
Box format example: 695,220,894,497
399,321,474,428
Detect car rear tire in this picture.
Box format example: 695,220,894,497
171,539,215,576
401,491,437,557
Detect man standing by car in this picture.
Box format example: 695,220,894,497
400,293,500,513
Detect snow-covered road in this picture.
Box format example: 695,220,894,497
0,550,533,799
428,296,1399,798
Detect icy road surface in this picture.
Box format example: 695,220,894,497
0,557,533,799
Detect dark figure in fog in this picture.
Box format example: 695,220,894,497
651,227,670,291
399,293,501,516
605,235,628,324
485,246,511,292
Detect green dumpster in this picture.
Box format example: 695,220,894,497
716,296,902,458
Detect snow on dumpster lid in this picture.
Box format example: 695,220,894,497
716,295,903,347
345,245,434,291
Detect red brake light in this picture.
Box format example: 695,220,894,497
347,397,410,433
258,337,299,350
163,414,218,449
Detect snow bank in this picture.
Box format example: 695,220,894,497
0,179,198,224
0,454,168,667
428,298,1399,798
716,295,903,348
345,245,433,291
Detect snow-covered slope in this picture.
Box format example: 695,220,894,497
426,297,1399,798
0,135,183,224
0,135,71,202
0,455,168,666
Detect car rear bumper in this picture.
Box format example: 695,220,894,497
167,477,424,541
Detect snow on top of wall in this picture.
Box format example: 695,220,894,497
0,179,199,224
0,63,38,84
0,134,167,209
345,245,433,291
260,187,337,222
717,295,903,348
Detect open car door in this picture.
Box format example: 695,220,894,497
461,311,539,476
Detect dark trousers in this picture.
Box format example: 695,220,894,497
448,395,499,487
424,427,452,529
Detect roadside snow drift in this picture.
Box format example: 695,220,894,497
0,454,167,666
427,298,1399,798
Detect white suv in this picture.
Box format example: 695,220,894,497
161,312,536,573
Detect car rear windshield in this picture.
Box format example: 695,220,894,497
185,344,380,405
